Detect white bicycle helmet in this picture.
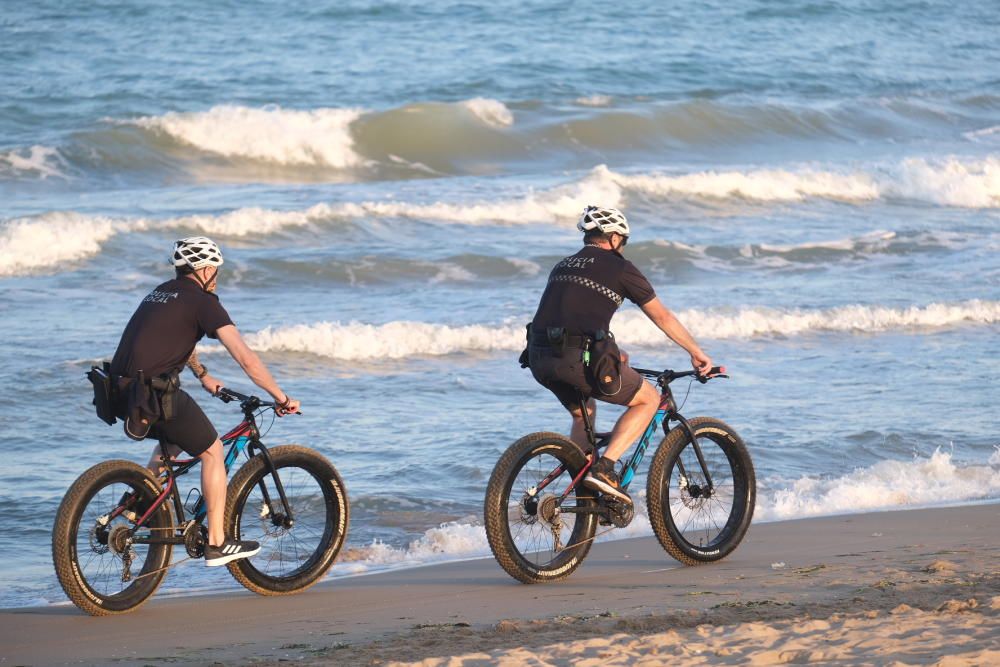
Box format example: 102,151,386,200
172,236,224,270
577,205,629,237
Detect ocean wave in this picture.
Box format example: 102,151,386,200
3,153,994,276
222,300,1000,361
7,97,997,182
128,105,366,168
613,157,1000,208
755,447,1000,520
0,213,124,276
327,447,1000,577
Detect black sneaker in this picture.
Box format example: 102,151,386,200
204,539,260,567
583,458,632,505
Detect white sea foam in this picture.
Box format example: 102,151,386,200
612,165,881,202
327,448,1000,577
3,154,995,276
755,448,1000,520
459,97,514,127
130,105,365,168
887,156,1000,208
607,156,1000,208
575,94,613,107
0,213,125,276
224,300,999,361
0,145,67,179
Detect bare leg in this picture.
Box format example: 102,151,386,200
568,398,596,450
146,442,181,475
198,439,227,547
602,380,659,463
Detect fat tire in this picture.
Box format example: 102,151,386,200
646,417,755,565
225,445,348,595
484,432,598,584
52,460,173,616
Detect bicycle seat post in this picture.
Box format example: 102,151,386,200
577,392,598,455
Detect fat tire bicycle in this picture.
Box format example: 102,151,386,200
52,388,349,616
484,366,755,583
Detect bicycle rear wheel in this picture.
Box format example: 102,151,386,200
646,417,755,565
484,432,598,584
225,445,348,595
52,460,174,616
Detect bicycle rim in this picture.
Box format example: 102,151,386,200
503,446,592,571
228,446,346,593
665,434,744,552
53,462,172,614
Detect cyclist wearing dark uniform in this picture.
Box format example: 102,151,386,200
528,206,713,505
111,236,301,567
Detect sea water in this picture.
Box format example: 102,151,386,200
1,0,998,607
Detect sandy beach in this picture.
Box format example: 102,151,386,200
2,503,997,666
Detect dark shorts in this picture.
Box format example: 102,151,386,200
149,389,218,457
528,344,644,411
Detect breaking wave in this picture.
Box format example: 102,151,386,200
224,300,1000,361
6,97,999,183
5,151,997,276
129,105,367,168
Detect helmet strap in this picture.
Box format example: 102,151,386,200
188,266,218,292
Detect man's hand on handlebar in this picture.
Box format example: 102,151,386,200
690,349,713,376
200,373,223,396
275,395,301,417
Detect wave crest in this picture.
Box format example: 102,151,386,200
130,105,366,168
223,300,1000,361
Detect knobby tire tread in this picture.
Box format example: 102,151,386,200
225,445,348,596
484,432,597,584
52,460,173,616
646,417,755,566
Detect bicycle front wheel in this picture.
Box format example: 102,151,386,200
646,417,755,565
52,460,174,616
225,445,348,595
484,432,598,584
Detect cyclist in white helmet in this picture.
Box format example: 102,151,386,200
525,206,713,504
110,236,301,567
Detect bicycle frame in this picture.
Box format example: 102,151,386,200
533,367,721,510
123,391,296,549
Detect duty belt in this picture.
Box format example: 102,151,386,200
529,330,587,348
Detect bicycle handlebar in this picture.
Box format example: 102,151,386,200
215,387,302,415
632,365,728,384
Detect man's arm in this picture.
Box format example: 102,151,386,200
639,297,713,375
186,351,224,396
215,325,300,414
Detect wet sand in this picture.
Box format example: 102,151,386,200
2,503,997,666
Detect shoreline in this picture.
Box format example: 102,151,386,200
2,503,998,665
16,497,1000,612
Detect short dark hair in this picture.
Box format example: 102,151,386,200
583,229,610,243
175,264,195,278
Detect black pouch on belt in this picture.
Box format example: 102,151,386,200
124,370,157,441
546,326,567,358
86,361,117,426
588,330,623,396
150,371,180,422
